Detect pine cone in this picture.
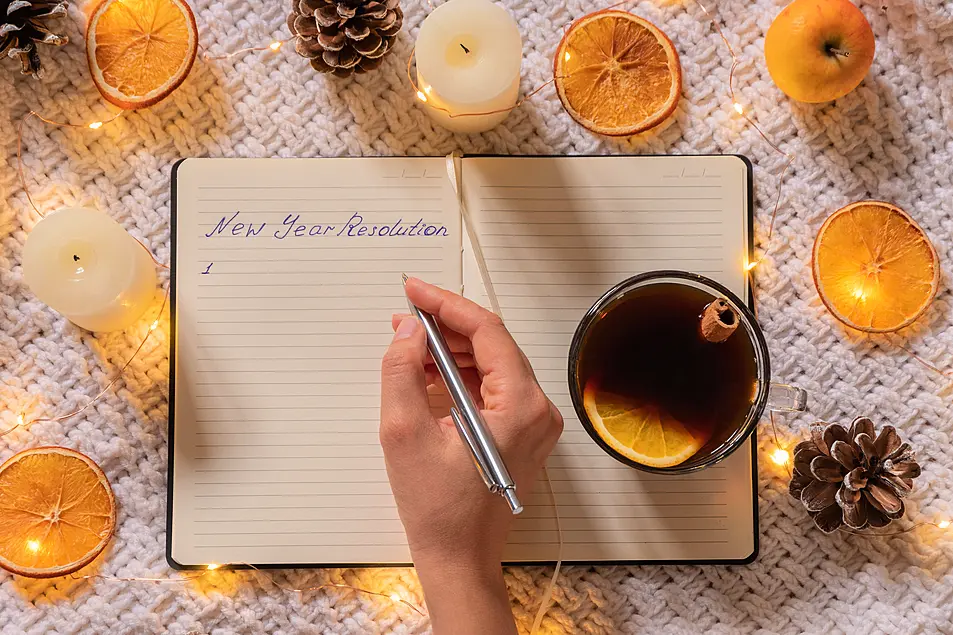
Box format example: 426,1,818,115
287,0,402,77
0,0,69,79
790,417,921,533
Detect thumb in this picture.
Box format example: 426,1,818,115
380,317,433,448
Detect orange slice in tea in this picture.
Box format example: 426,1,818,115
583,382,704,468
554,10,681,136
812,201,939,333
86,0,198,109
0,447,116,578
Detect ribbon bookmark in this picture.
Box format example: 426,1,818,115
445,151,502,317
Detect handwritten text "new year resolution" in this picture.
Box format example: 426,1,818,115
204,212,449,240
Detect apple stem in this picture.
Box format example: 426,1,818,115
827,46,851,59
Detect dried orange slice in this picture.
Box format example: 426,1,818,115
0,447,116,578
813,201,939,333
86,0,198,109
554,10,681,136
583,382,704,468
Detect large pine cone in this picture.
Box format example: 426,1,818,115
287,0,402,77
0,0,69,78
790,417,921,533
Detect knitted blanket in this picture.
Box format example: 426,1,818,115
2,0,953,633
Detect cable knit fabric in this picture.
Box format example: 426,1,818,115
2,0,953,633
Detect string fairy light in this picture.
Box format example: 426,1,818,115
16,110,125,218
896,344,953,379
60,563,428,616
770,447,790,466
405,47,559,120
837,521,952,538
201,38,289,61
0,288,169,439
239,562,426,616
692,0,795,270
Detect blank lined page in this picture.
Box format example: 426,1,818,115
171,158,460,567
461,156,756,562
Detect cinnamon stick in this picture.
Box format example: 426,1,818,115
700,299,739,343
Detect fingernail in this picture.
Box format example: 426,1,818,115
394,317,419,341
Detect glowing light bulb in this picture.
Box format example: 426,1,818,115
207,563,219,571
771,448,790,465
88,121,104,130
939,520,951,529
26,540,41,553
416,91,428,103
269,41,282,51
389,593,401,602
733,102,744,115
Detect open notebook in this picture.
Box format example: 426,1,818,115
168,155,756,569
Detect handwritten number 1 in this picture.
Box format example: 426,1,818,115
202,263,213,275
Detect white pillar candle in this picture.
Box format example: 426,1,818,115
415,0,522,134
22,208,157,332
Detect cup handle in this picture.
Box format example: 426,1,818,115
767,383,808,412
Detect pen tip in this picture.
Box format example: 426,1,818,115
401,272,409,285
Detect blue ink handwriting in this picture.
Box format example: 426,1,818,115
205,211,266,238
202,211,449,241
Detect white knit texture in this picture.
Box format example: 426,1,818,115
3,0,953,632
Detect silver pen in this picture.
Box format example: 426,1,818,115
401,274,522,514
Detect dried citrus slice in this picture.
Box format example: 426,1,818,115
583,382,703,468
554,10,681,136
812,201,939,333
86,0,198,109
0,447,116,578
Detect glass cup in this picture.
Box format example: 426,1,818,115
568,270,807,474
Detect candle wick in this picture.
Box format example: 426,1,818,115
73,255,80,262
460,43,470,54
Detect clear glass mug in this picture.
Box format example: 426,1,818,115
568,270,808,474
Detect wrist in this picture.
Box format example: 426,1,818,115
412,547,500,587
413,553,515,635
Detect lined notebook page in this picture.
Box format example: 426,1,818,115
461,156,757,562
171,158,460,567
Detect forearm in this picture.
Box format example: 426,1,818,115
414,556,517,635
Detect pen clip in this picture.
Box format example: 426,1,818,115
450,407,497,492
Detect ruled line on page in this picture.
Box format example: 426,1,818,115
504,540,731,546
200,256,446,262
198,244,447,250
486,220,725,226
478,184,722,189
197,197,445,202
479,196,722,201
480,232,726,238
199,185,443,190
480,208,723,213
192,515,401,521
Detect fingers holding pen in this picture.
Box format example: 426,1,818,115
392,313,474,370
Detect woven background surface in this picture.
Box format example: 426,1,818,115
3,0,953,632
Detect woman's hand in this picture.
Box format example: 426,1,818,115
380,277,562,633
